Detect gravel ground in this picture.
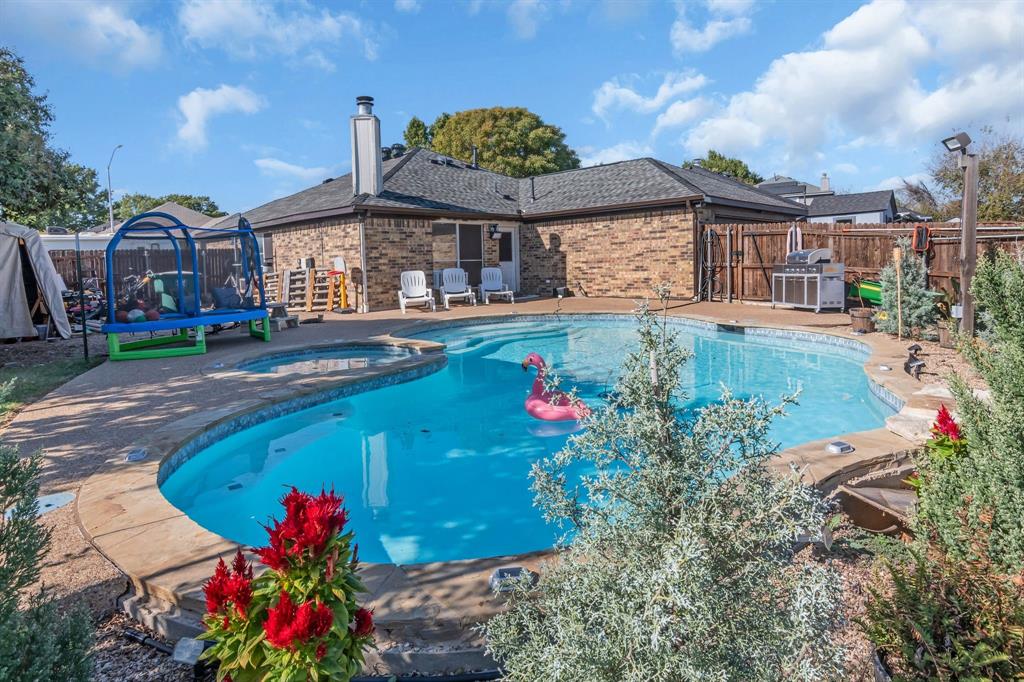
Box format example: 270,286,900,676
796,514,881,681
896,335,985,390
0,333,107,367
90,612,201,682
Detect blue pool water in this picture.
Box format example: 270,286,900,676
239,346,412,375
161,318,891,564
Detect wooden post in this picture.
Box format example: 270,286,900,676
896,246,905,338
959,153,979,336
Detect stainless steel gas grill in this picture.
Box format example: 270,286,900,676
771,248,846,312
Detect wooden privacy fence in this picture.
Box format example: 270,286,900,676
699,222,1024,302
49,245,241,296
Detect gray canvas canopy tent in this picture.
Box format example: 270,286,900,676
0,220,71,339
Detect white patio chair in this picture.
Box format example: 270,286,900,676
441,268,477,309
480,267,514,305
398,270,436,313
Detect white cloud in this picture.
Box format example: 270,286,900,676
653,97,712,136
467,0,484,15
874,172,932,191
179,0,380,66
508,0,548,39
593,71,708,120
580,141,653,167
254,158,333,182
176,85,266,151
683,0,1024,161
6,1,162,71
395,0,421,12
670,0,754,54
833,162,859,174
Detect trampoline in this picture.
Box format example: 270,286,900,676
101,212,270,361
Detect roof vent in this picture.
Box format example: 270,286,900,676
471,145,478,169
322,177,334,184
390,143,406,158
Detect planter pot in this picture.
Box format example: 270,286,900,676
937,321,954,349
850,307,876,333
872,648,892,682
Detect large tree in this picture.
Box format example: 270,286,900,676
8,163,106,231
898,127,1024,222
426,107,580,177
683,150,764,185
113,193,227,222
402,116,430,149
0,47,67,224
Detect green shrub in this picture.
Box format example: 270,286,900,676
862,519,1024,680
483,292,845,681
875,237,937,337
198,488,374,681
916,250,1024,570
863,250,1024,679
0,442,92,681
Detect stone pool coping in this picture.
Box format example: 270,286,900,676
75,306,936,669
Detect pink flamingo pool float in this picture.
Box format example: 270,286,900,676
521,352,592,422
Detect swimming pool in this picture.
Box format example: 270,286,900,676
160,317,892,565
239,346,414,375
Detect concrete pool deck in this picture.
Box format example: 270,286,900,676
4,297,949,674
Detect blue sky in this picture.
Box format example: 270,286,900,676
2,0,1022,214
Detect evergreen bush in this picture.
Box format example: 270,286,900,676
915,250,1024,569
483,291,845,681
862,250,1024,678
0,443,92,681
875,237,937,337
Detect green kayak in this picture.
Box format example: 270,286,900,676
849,279,882,306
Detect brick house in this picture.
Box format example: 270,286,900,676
229,97,806,311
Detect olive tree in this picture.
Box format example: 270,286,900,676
484,291,845,681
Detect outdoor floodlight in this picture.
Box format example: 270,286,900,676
941,132,972,153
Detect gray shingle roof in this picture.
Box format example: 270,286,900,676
807,190,896,216
518,159,699,215
359,149,520,215
236,148,808,226
653,162,807,214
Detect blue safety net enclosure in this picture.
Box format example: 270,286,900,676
101,212,270,360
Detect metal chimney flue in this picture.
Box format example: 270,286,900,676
529,176,536,201
471,145,478,169
351,96,382,196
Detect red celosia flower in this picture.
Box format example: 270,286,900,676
316,643,327,661
232,548,254,580
352,607,374,638
263,590,334,651
256,487,349,570
204,558,231,614
933,404,962,441
204,550,254,619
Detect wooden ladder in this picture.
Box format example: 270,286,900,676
306,270,348,312
284,269,310,311
263,271,281,304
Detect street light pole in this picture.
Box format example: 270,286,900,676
107,144,123,232
959,152,979,337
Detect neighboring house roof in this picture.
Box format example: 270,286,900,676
756,175,830,197
806,190,897,217
88,201,220,233
236,147,808,228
